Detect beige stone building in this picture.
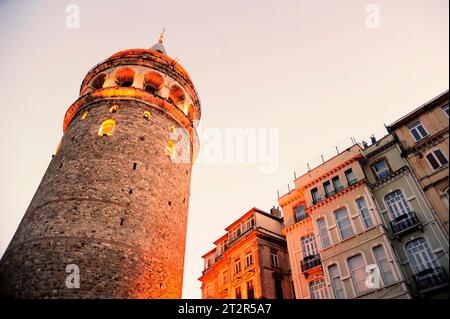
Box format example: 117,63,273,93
198,208,293,299
388,90,449,233
364,134,449,298
279,144,413,299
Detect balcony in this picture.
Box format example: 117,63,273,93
390,211,421,236
301,254,322,272
347,178,358,186
325,191,335,198
413,267,448,292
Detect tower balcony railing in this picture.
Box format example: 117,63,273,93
295,212,309,223
301,254,322,273
390,211,421,236
413,266,448,292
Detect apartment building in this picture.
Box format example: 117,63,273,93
363,134,449,298
279,144,412,299
388,91,449,233
198,208,293,299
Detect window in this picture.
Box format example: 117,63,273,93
323,181,334,197
245,252,253,268
348,254,370,295
98,119,116,136
242,215,255,233
221,270,228,286
332,176,343,192
301,234,318,258
270,251,279,267
235,287,242,299
334,207,354,240
109,105,119,113
316,218,331,248
143,111,151,120
114,67,135,87
328,265,345,299
408,121,429,142
309,278,329,299
234,259,242,274
294,205,307,222
165,140,177,159
373,160,390,180
311,187,320,204
345,169,356,185
356,197,373,229
247,280,255,299
91,73,106,90
274,278,284,299
426,149,448,170
405,238,439,274
373,245,395,286
206,284,213,299
81,111,88,120
443,104,449,117
384,190,410,220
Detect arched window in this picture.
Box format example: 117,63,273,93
405,238,439,274
143,111,151,120
165,140,176,159
81,111,88,120
169,84,186,104
110,105,119,113
384,190,410,220
301,234,318,258
114,67,135,87
328,264,345,299
309,278,329,299
143,71,164,93
91,73,106,90
316,218,331,249
98,119,116,136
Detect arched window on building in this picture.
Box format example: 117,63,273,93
91,73,106,90
384,190,410,220
110,105,119,113
98,119,116,136
114,67,135,87
309,278,329,299
81,111,88,120
165,140,176,159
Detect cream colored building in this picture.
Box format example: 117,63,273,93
279,144,412,299
388,90,449,233
198,208,293,299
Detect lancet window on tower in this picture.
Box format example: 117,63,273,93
110,105,119,113
98,119,116,136
165,140,177,159
81,111,88,120
143,111,151,120
144,71,164,94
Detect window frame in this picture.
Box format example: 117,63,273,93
425,148,448,171
408,121,429,142
328,264,346,299
355,197,374,230
309,277,330,299
347,254,370,296
316,217,332,249
372,244,396,287
333,207,354,241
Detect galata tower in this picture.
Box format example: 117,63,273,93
0,33,201,298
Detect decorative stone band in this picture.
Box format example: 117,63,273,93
63,87,200,162
79,49,201,121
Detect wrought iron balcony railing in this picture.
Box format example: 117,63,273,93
390,211,421,235
347,178,358,186
413,266,448,292
301,254,322,272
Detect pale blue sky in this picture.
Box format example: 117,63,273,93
0,0,448,298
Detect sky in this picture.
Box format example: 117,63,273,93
0,0,448,299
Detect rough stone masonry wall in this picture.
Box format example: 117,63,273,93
0,99,192,298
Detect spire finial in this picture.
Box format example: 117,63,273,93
159,27,165,44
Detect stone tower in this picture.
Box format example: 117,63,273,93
0,36,201,298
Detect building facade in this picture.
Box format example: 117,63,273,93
279,145,412,299
388,91,449,234
0,37,201,298
363,134,449,298
199,208,293,299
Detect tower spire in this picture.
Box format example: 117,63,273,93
150,28,167,55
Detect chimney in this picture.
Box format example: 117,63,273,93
270,206,282,218
370,134,377,144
